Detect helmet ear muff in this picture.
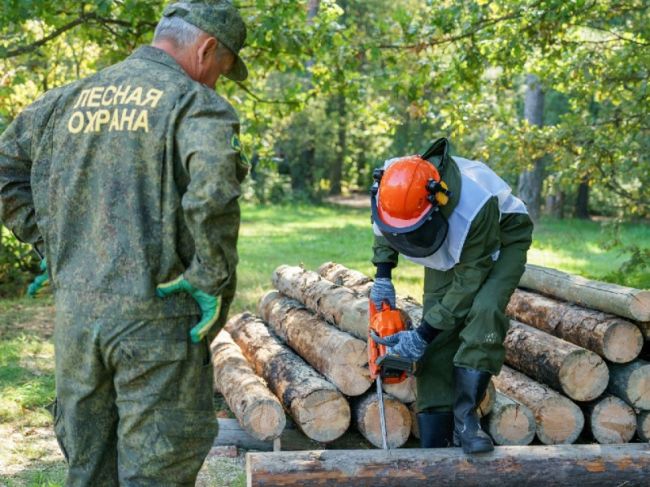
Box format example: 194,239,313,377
425,178,451,207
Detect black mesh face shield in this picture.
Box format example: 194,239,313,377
371,192,449,258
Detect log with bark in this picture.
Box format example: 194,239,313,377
210,330,286,441
583,395,636,444
246,444,650,487
519,264,650,322
504,320,609,401
257,291,372,397
351,391,412,448
484,392,536,446
225,312,351,443
507,289,643,363
272,265,369,339
317,262,423,323
638,410,650,442
493,365,584,444
607,359,650,410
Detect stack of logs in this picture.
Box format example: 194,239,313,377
211,262,650,449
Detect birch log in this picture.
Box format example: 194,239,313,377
257,291,372,397
352,391,412,448
584,395,636,444
316,262,423,323
210,330,285,441
507,289,643,363
607,360,650,410
225,313,350,442
504,320,609,401
272,265,369,339
519,264,650,322
484,392,536,446
493,366,584,444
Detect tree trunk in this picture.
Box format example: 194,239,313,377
493,366,584,444
519,264,650,322
583,395,636,444
329,78,346,195
210,330,286,441
225,312,350,442
517,74,545,222
575,177,590,219
506,289,643,363
257,291,372,396
351,391,412,449
504,321,609,401
607,360,650,410
246,444,650,487
484,392,536,446
545,190,565,218
637,410,650,442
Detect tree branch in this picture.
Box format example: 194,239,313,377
1,16,88,59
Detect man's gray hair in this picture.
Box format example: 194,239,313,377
153,15,203,47
153,15,233,58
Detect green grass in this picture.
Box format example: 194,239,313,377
0,202,648,485
233,203,650,314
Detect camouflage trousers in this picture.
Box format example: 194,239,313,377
52,309,217,486
416,241,528,412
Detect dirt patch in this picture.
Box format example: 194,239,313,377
0,303,55,340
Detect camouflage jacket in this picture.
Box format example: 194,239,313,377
0,46,248,318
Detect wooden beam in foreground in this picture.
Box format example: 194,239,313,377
246,444,650,487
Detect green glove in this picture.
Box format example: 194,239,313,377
156,275,219,343
27,258,49,298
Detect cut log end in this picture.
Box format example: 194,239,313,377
588,395,636,444
536,398,584,445
353,393,411,449
243,400,287,442
383,376,417,404
602,320,644,363
559,349,609,401
630,290,650,323
293,390,351,443
485,393,536,446
609,360,650,410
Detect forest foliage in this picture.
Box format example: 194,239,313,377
0,0,648,293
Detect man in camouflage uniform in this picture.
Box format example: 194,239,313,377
0,1,249,484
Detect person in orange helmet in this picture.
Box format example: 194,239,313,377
370,137,533,454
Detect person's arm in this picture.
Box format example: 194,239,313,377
422,197,501,331
372,234,399,277
174,90,249,296
0,102,44,254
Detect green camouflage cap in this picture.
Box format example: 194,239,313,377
162,0,248,81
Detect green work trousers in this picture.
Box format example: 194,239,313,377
53,309,217,486
415,240,528,412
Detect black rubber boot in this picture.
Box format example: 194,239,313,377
417,411,454,448
453,366,495,454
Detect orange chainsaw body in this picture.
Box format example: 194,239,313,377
368,301,408,384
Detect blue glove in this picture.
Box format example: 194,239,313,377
156,276,219,343
370,277,396,309
27,258,49,298
372,325,436,362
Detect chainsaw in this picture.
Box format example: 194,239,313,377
368,301,417,449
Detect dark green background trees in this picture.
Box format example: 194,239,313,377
1,0,648,293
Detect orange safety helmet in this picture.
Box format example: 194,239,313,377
371,138,452,258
